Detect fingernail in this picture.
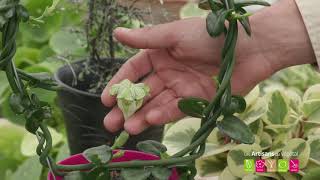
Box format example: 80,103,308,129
146,110,162,124
115,27,131,34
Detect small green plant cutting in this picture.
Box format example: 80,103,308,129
0,0,292,179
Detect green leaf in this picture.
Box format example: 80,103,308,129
83,145,112,165
203,143,236,158
9,94,25,114
20,12,62,44
151,167,171,180
239,14,251,36
223,95,247,115
217,115,255,144
178,97,209,118
240,97,267,125
112,131,129,149
302,167,320,180
19,0,63,44
8,156,42,180
259,132,272,150
308,138,320,162
49,29,87,56
304,84,320,101
121,168,151,180
301,100,320,118
163,117,200,155
245,86,260,108
136,140,167,156
249,119,264,136
13,47,40,69
1,94,25,126
264,124,296,135
206,10,231,37
25,60,63,73
33,0,61,21
0,120,26,179
282,138,310,168
219,167,240,180
198,0,224,11
264,91,289,125
196,154,227,176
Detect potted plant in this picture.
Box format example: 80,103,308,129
54,0,164,154
7,0,320,180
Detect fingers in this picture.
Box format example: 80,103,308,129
105,89,184,135
114,22,179,49
145,98,184,126
101,50,152,107
124,89,183,135
103,107,124,133
103,73,165,133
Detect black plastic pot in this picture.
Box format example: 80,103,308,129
55,60,164,155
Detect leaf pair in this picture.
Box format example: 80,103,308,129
83,145,112,166
178,97,209,118
217,115,255,144
137,140,167,157
206,10,232,37
221,94,247,115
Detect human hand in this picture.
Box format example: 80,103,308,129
102,0,316,135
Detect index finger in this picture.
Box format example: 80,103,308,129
101,50,153,107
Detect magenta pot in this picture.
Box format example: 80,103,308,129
48,150,179,180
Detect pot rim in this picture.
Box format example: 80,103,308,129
55,59,125,99
48,149,179,180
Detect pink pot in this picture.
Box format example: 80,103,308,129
48,150,179,180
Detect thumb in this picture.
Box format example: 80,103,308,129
114,23,179,49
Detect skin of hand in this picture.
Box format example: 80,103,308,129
101,0,316,135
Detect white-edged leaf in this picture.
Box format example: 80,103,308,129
240,97,267,125
163,117,200,155
282,138,310,168
259,132,272,150
263,91,289,125
308,137,320,162
219,167,240,180
244,85,260,108
196,154,227,177
303,84,320,101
